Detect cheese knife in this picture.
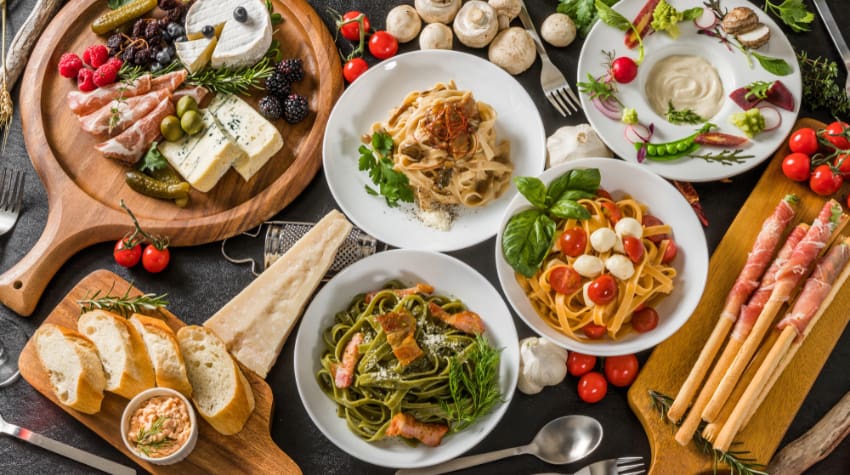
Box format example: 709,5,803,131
813,0,850,97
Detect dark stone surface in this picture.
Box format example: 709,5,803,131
0,0,848,474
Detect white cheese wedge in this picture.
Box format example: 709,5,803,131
158,110,245,192
208,94,284,181
175,37,217,74
204,210,353,378
185,0,272,69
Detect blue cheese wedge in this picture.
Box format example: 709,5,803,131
208,94,284,181
184,0,272,69
175,37,217,74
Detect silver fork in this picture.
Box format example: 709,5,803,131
813,0,850,97
533,456,646,475
517,0,580,116
0,167,23,236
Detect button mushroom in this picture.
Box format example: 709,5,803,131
454,1,499,48
489,0,521,30
415,0,462,24
546,124,613,168
541,13,577,47
386,5,422,43
487,26,536,75
419,23,454,50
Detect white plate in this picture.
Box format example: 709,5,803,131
293,249,519,468
323,50,546,251
495,158,708,356
577,0,801,182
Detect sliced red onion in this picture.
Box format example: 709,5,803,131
637,144,647,163
694,8,716,29
759,105,781,131
592,97,622,120
624,124,652,144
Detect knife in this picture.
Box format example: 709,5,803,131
813,0,850,96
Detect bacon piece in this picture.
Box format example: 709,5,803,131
173,86,210,105
333,333,364,389
778,242,850,336
67,75,152,116
150,70,188,92
427,302,485,335
95,97,174,164
365,283,435,304
385,412,449,447
375,309,423,366
79,89,171,138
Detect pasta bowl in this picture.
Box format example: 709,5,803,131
293,249,519,468
495,158,709,356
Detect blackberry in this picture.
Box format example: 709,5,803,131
258,95,283,120
283,94,309,124
277,58,304,83
264,71,291,98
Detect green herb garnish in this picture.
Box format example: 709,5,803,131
742,81,771,101
118,60,181,83
797,51,850,118
78,281,168,317
134,416,175,457
139,142,167,173
666,102,704,125
689,149,755,165
763,0,814,32
186,57,275,95
595,0,645,64
442,336,502,433
358,131,414,208
578,70,621,105
651,0,704,39
556,0,618,37
751,52,793,76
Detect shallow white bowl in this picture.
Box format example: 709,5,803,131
121,387,198,465
495,158,709,356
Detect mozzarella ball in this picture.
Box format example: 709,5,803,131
615,217,643,239
582,282,595,308
613,236,625,254
606,255,635,280
590,228,617,253
574,255,603,278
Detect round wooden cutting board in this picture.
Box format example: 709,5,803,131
0,0,343,316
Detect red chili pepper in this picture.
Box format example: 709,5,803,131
673,180,709,227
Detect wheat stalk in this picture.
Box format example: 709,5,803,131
0,0,12,149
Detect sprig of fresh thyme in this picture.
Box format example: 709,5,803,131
689,149,755,166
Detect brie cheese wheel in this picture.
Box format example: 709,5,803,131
175,37,217,74
185,0,272,69
208,94,284,181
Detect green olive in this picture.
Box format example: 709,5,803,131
180,110,204,135
176,95,198,118
160,115,184,142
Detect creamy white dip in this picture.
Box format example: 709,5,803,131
645,55,724,121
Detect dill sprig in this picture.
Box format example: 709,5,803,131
442,336,502,433
666,102,704,125
689,149,755,165
186,56,275,96
648,390,767,475
77,281,168,317
797,51,850,119
134,416,175,456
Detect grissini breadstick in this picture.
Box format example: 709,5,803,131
667,195,798,422
703,200,843,422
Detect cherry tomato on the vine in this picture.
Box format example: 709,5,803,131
781,152,812,182
368,31,398,60
582,323,607,340
113,239,141,268
559,228,587,257
339,11,370,41
823,121,850,151
604,354,639,387
809,164,843,196
142,245,170,273
567,352,597,377
622,236,644,263
833,154,850,177
611,57,638,84
549,266,581,295
343,58,368,83
632,307,659,333
577,372,608,403
587,274,618,305
661,239,677,264
789,127,819,155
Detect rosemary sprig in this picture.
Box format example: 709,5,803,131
441,336,502,433
186,56,275,95
648,390,768,475
689,149,754,165
77,281,168,317
134,416,175,456
666,102,704,125
118,60,181,83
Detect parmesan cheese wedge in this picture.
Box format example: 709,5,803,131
204,210,353,378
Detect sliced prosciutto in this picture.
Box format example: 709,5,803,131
333,332,363,389
173,86,210,105
365,283,435,304
79,89,171,138
150,70,188,92
375,309,423,366
427,302,485,335
385,412,449,447
67,75,152,116
95,97,174,164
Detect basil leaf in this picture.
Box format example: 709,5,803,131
501,209,556,278
549,199,592,220
752,52,793,76
567,168,602,192
595,0,632,32
514,176,548,209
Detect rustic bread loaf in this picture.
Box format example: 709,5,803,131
34,324,107,414
129,314,193,397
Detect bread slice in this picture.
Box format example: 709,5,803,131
177,325,255,435
77,310,155,399
34,324,107,414
129,314,193,398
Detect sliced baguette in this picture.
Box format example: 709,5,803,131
177,325,255,435
34,324,107,414
129,313,193,398
77,310,155,399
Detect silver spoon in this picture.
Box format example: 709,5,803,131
395,415,603,475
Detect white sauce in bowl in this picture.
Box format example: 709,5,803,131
645,55,724,121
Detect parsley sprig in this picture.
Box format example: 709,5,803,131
442,336,502,432
556,0,618,37
763,0,814,33
358,131,414,208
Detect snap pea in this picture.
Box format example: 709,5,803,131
634,124,713,162
125,171,190,202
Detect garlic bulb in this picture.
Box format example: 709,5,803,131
546,124,613,169
517,337,568,395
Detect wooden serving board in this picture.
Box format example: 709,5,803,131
18,269,300,474
1,0,343,316
628,118,850,473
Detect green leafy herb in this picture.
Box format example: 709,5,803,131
743,81,772,101
578,73,621,104
594,0,645,64
557,0,618,37
764,0,814,32
107,0,134,9
78,282,168,317
751,52,793,76
186,57,275,95
501,169,600,277
134,416,175,457
442,336,502,433
688,148,755,165
797,51,850,119
358,131,414,208
666,102,704,125
139,142,167,173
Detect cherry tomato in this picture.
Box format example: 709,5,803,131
368,31,398,60
587,275,618,305
622,236,644,263
781,152,812,182
596,188,613,200
343,58,368,83
600,201,621,224
113,239,141,268
339,11,370,41
582,323,607,340
549,266,581,295
611,57,638,84
833,154,850,177
809,164,843,196
567,352,597,377
604,354,639,387
789,127,819,155
641,215,668,244
577,372,608,403
142,245,170,273
823,121,850,150
632,307,659,333
559,228,587,257
661,239,677,264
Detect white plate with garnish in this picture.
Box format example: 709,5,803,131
293,249,519,468
577,0,801,182
323,50,546,251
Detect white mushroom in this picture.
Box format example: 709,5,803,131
386,5,422,43
419,23,454,50
541,13,577,47
590,228,617,253
415,0,462,24
606,255,635,280
489,0,521,30
454,1,499,48
546,124,613,168
574,255,604,278
487,26,535,75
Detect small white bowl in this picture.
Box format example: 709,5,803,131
121,387,198,465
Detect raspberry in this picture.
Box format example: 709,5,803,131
82,44,109,68
58,53,83,78
77,68,96,92
107,57,123,69
93,63,119,87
